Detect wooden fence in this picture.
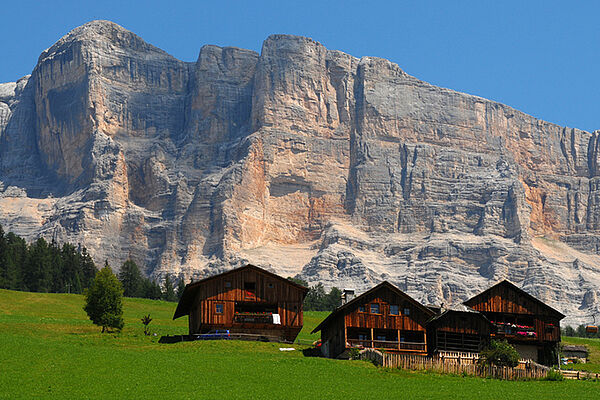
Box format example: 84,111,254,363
360,351,550,380
561,370,600,380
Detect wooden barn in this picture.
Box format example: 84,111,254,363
425,305,493,355
172,264,308,343
463,280,565,365
312,282,435,358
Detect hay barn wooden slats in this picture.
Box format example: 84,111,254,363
174,264,308,343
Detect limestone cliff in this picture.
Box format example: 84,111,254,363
1,21,599,325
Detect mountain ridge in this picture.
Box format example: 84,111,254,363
1,21,599,325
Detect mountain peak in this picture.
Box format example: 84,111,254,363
39,20,170,62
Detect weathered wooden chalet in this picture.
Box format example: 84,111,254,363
312,282,435,358
463,280,565,365
425,305,493,355
173,264,308,343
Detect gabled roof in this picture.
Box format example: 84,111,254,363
173,264,308,320
426,304,492,326
562,345,588,353
311,281,435,334
463,280,565,319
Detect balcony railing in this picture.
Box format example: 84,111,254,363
348,339,426,352
233,313,273,324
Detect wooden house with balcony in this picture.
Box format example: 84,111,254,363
173,264,308,343
312,282,435,358
463,280,565,365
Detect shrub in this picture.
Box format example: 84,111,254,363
348,348,360,360
141,314,152,336
84,264,124,332
479,340,520,368
544,369,564,381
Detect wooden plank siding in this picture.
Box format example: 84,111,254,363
464,281,563,344
463,280,565,365
426,310,493,354
176,265,308,343
344,288,429,332
313,282,435,358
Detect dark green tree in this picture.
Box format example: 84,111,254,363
176,278,186,300
84,264,124,332
118,259,144,298
143,279,163,300
0,225,6,288
563,325,575,337
2,232,27,290
304,283,328,311
162,275,177,302
141,314,152,336
576,324,587,337
287,276,308,287
23,238,53,292
325,287,342,310
479,340,520,368
60,243,83,294
79,247,97,289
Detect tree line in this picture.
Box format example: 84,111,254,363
0,224,184,301
288,278,342,311
0,225,97,294
562,324,600,339
1,224,343,310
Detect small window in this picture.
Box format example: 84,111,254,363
390,305,399,315
403,308,410,316
215,304,224,314
376,335,386,341
370,304,380,314
358,305,366,312
224,281,231,288
267,282,274,289
358,333,368,340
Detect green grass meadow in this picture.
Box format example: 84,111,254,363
0,289,599,399
562,336,600,374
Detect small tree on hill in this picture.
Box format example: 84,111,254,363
479,339,520,368
84,263,124,333
141,314,152,336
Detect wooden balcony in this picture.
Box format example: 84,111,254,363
348,339,426,352
233,313,273,324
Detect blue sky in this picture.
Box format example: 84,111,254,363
2,1,599,132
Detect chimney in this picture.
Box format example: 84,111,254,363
342,289,355,304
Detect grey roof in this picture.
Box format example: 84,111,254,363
426,304,490,325
562,345,588,353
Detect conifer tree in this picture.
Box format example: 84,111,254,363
143,279,163,300
176,278,186,300
24,238,53,292
163,275,177,302
84,263,124,332
118,259,144,298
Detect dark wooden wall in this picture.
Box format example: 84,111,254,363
188,267,305,336
322,315,346,357
465,283,561,343
428,312,492,336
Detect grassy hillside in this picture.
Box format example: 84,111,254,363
562,336,600,373
0,289,598,399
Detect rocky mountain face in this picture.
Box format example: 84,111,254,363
1,21,599,325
